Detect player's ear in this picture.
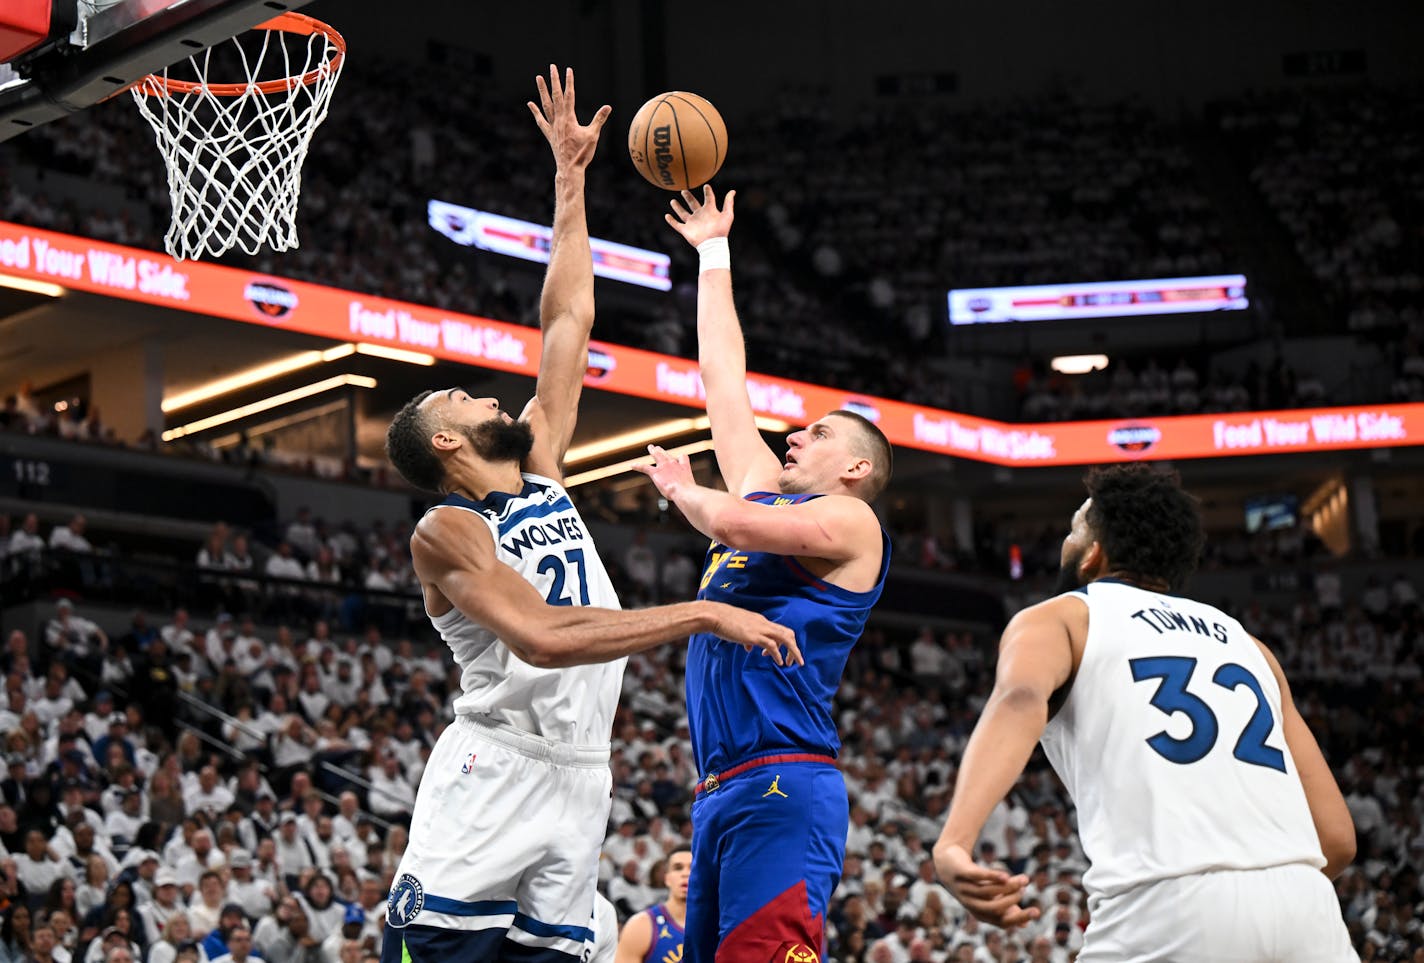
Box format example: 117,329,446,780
430,428,460,453
844,456,872,481
1080,540,1105,580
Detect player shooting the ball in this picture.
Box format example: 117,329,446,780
635,185,894,962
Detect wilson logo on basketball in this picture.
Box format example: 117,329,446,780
586,345,617,382
1108,424,1162,454
652,125,676,187
244,281,298,319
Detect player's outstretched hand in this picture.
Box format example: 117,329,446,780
933,842,1038,931
528,64,611,172
632,444,694,501
665,185,735,247
707,602,803,667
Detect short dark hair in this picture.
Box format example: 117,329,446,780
1083,464,1204,592
828,410,893,502
385,391,444,493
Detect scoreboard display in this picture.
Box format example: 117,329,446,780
948,274,1248,325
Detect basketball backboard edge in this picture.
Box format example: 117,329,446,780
0,0,314,144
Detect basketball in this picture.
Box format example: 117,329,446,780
628,91,727,191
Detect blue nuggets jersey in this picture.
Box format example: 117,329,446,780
685,492,891,774
642,904,684,963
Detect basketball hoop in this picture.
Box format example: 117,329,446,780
130,12,345,261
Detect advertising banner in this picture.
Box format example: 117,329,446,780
2,221,1416,467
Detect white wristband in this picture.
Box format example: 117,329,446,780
697,237,731,273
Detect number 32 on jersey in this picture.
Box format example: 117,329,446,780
1129,656,1288,773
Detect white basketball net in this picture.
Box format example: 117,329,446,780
130,17,344,260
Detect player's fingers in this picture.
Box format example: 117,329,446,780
535,75,552,116
681,188,700,211
702,183,715,207
996,905,1040,931
979,890,1029,916
664,213,686,232
954,864,1011,886
955,876,1013,896
590,104,612,133
669,198,691,221
526,102,550,133
782,632,804,666
548,63,562,101
724,189,736,215
564,66,574,102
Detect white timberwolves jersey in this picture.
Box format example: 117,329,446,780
1041,580,1324,902
425,472,625,746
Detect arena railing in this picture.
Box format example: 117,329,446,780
174,690,397,832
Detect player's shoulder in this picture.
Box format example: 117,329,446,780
796,492,882,529
1006,592,1091,635
412,504,496,561
616,905,653,946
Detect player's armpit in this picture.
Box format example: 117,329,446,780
707,493,880,563
1253,637,1357,878
517,397,564,482
613,911,651,963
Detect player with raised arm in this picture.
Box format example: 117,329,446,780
634,186,893,963
614,848,689,963
379,70,798,963
932,464,1357,962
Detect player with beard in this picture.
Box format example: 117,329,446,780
380,68,797,963
932,464,1356,962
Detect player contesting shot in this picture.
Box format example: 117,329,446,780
932,464,1358,962
635,185,893,963
379,69,798,963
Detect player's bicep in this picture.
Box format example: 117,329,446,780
992,601,1077,702
717,495,877,562
412,515,552,661
533,319,592,462
705,393,784,496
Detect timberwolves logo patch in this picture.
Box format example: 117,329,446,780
387,874,425,928
779,944,819,963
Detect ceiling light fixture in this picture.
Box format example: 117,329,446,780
163,374,377,441
564,415,793,466
0,273,65,298
355,343,436,365
1050,354,1110,375
564,439,716,488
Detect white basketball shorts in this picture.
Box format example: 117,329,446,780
1078,862,1358,962
382,714,613,963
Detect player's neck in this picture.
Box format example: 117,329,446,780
444,458,525,502
1098,570,1171,593
665,897,687,925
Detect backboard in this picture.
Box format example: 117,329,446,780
0,0,313,144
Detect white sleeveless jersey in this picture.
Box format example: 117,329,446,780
1040,580,1324,901
424,472,625,746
